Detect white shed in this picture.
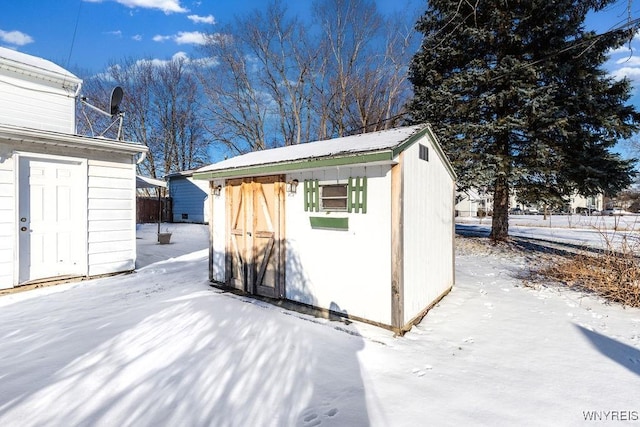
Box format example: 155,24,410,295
0,47,147,289
194,125,456,333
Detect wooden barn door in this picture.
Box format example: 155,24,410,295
226,176,285,298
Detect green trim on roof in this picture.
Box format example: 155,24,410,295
391,125,456,181
193,151,394,180
391,126,430,158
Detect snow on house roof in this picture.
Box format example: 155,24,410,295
136,175,166,188
197,125,426,175
0,46,80,83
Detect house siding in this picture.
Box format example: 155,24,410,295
401,137,455,325
284,165,393,325
0,70,77,134
0,158,15,289
169,176,209,223
87,159,136,276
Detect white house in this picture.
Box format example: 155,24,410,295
194,125,456,333
0,47,147,289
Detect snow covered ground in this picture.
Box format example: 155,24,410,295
0,222,639,426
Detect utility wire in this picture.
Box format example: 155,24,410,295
66,0,83,70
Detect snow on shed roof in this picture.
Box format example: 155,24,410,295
0,46,80,82
198,125,426,175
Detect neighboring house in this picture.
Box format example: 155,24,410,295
463,188,604,215
455,188,493,217
194,125,456,334
167,170,209,224
0,47,147,289
508,192,604,214
567,193,603,214
455,189,479,217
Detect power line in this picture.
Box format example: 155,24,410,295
66,0,83,69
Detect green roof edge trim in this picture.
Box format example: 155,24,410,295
391,124,457,180
391,126,431,158
193,151,394,180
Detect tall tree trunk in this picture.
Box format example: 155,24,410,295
490,175,510,241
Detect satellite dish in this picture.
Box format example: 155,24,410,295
80,86,126,140
110,86,124,116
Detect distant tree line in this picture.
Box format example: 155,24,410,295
76,0,419,178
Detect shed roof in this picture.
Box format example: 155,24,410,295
194,125,454,180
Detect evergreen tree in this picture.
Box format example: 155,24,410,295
407,0,639,241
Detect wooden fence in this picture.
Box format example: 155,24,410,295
137,197,172,223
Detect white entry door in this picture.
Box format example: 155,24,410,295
18,156,86,283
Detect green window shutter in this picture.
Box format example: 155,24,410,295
348,177,367,213
304,179,319,212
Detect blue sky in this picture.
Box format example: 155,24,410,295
0,0,420,73
2,0,640,157
1,0,636,75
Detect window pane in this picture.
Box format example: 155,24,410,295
320,184,348,211
322,198,347,210
322,184,347,198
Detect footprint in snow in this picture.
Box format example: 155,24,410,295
412,365,433,377
302,412,321,427
326,408,338,417
484,302,494,310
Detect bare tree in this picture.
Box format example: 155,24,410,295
152,56,208,174
78,56,210,177
198,1,317,153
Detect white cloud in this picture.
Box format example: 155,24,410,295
0,29,34,46
609,45,633,56
106,30,123,37
83,0,188,14
134,51,217,68
153,34,172,42
615,55,640,66
610,66,640,82
188,14,215,24
132,34,143,41
153,31,207,45
174,31,207,44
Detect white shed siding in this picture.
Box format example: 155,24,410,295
87,159,136,276
0,70,77,134
285,165,393,324
0,158,14,289
401,137,455,324
211,180,226,282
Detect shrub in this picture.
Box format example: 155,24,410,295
536,231,640,307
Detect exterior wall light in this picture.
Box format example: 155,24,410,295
213,184,222,197
286,179,299,194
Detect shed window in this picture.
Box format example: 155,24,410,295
304,178,367,213
419,144,429,161
321,184,348,211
